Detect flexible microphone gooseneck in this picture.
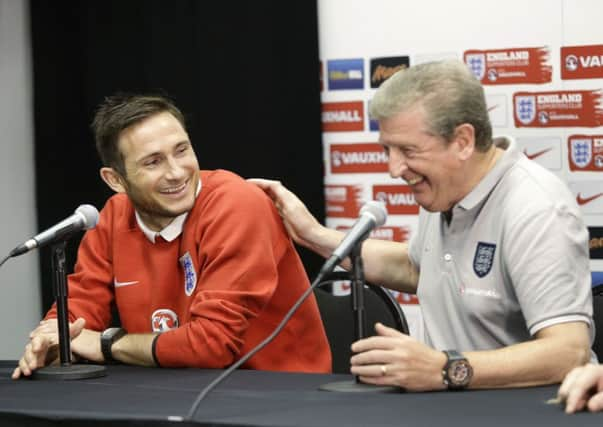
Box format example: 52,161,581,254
183,200,387,421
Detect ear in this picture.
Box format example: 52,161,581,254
452,123,475,161
100,167,126,193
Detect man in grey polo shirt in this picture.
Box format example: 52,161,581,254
251,59,594,392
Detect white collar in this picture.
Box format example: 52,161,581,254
135,178,201,244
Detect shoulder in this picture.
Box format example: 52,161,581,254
498,157,580,216
199,169,272,205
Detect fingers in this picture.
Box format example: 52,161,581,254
246,178,283,201
351,348,398,367
558,366,582,402
374,322,405,338
13,335,53,379
587,391,603,412
247,178,280,191
560,365,603,414
14,318,86,380
351,329,406,353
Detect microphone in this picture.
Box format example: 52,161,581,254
9,204,99,257
319,200,387,276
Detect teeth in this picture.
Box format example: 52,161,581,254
407,177,423,185
163,183,186,194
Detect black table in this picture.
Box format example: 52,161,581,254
0,361,601,427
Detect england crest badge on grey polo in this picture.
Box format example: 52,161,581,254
473,242,496,278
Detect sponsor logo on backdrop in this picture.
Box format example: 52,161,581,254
325,184,363,218
568,135,603,171
513,90,603,127
516,137,562,170
561,45,603,80
589,227,603,259
336,225,410,242
368,99,379,132
486,94,508,127
330,143,388,174
464,47,552,84
369,56,410,88
569,181,603,214
373,185,419,215
327,58,364,90
322,101,364,132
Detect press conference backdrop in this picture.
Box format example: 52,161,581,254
0,0,42,359
318,0,603,337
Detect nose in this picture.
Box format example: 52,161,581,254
387,147,407,179
164,156,186,180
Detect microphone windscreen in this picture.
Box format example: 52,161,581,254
359,200,387,227
76,204,100,229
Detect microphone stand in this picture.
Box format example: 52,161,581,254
319,241,397,393
32,241,106,380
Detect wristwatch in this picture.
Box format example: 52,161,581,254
100,327,126,363
442,350,473,389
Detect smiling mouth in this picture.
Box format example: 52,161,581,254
161,181,187,194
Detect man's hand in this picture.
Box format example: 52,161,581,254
350,322,447,391
247,178,324,249
558,364,603,413
12,318,86,379
70,328,103,363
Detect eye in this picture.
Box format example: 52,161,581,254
402,147,415,158
175,144,189,156
144,158,161,168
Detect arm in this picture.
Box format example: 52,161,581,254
248,178,419,293
69,329,157,367
350,321,590,391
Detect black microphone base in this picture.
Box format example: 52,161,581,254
31,364,107,380
319,379,400,393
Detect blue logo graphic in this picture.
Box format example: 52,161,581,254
473,242,496,278
571,139,592,168
465,53,485,80
515,96,536,125
179,252,197,296
328,58,364,90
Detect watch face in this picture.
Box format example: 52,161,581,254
448,360,472,386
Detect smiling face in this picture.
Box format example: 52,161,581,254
379,107,474,213
100,111,200,231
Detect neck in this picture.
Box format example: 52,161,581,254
466,144,501,192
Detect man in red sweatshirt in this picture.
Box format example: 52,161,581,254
13,94,331,377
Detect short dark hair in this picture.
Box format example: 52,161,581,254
91,93,186,175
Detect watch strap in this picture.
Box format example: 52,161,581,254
101,327,126,363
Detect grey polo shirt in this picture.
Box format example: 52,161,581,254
409,136,593,351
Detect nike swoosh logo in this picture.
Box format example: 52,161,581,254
577,192,603,206
523,147,552,160
113,279,140,288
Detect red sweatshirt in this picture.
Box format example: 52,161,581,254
47,170,331,372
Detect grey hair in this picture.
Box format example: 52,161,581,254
369,59,492,151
